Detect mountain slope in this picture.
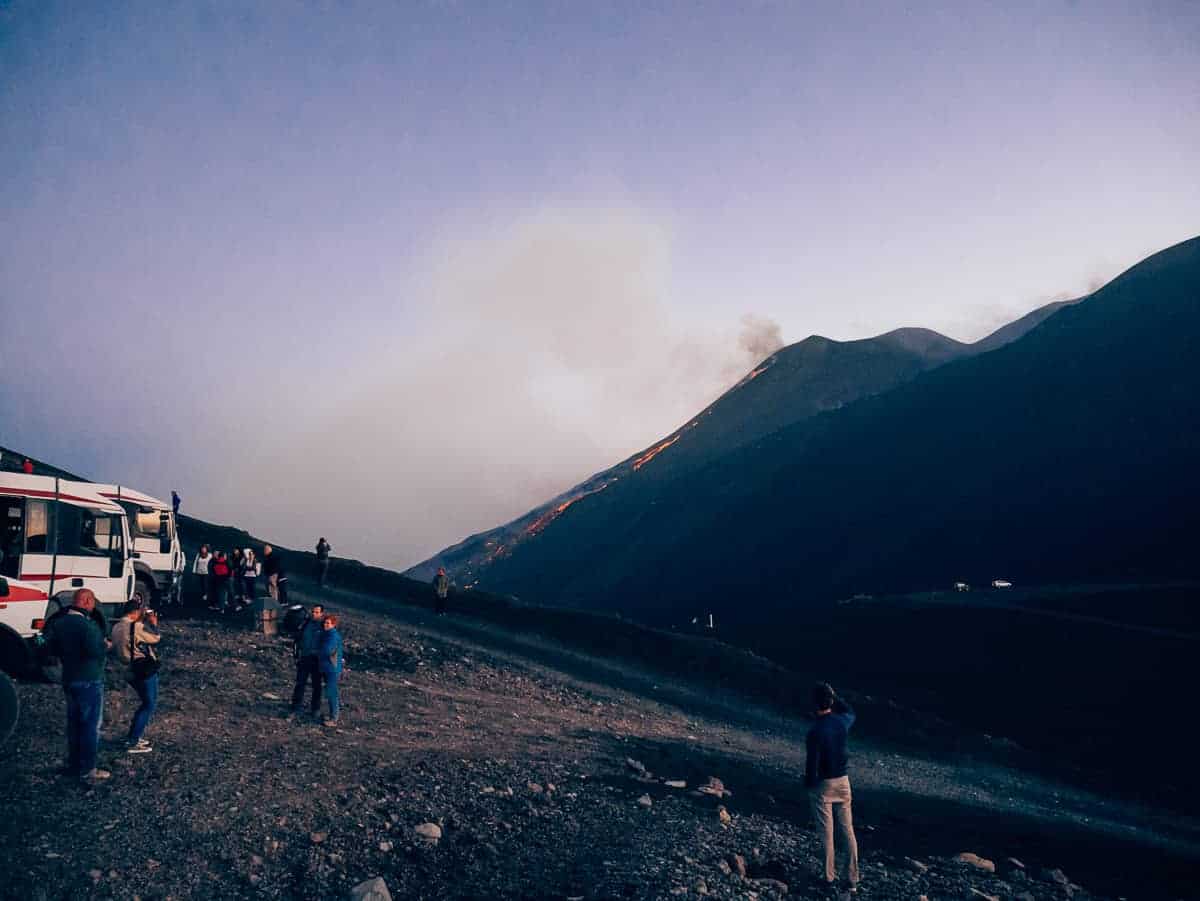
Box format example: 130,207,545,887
437,237,1198,619
409,302,1067,583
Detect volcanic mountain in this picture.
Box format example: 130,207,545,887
408,296,1077,588
412,238,1199,626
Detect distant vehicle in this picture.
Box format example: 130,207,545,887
954,582,970,592
991,579,1013,589
0,473,134,634
0,574,50,677
92,484,185,607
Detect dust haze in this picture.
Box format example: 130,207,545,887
212,209,783,570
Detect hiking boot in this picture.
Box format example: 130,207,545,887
126,739,152,754
80,769,111,785
322,719,338,728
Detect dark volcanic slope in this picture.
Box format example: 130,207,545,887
433,237,1199,618
408,303,1067,584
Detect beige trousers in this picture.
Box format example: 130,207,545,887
809,775,859,885
258,610,278,637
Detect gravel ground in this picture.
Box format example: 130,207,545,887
1,589,1195,901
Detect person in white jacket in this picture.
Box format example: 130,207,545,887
191,544,212,607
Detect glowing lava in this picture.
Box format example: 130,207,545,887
632,435,680,471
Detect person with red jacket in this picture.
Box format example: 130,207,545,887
207,550,235,613
21,458,34,474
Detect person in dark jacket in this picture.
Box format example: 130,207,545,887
314,537,331,587
45,588,110,785
433,567,449,615
806,682,859,892
319,613,344,727
262,545,289,606
288,604,325,720
171,490,180,515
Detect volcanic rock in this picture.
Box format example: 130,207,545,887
954,852,996,873
349,876,393,901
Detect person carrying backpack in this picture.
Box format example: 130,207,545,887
262,545,289,606
110,601,161,754
319,614,344,728
433,567,450,616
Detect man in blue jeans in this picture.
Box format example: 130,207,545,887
45,588,110,785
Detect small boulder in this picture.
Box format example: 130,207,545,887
1041,868,1070,886
625,758,647,776
637,794,653,808
310,831,328,844
904,857,929,874
665,780,687,789
954,852,996,873
968,890,999,901
751,877,788,894
349,876,393,901
731,854,747,878
413,823,442,845
697,777,731,798
377,841,392,852
716,860,732,876
717,806,732,827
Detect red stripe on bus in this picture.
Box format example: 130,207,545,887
0,486,115,507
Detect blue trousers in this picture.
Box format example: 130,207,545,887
65,680,104,778
128,673,159,742
324,671,340,721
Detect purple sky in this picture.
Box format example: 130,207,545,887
2,1,1198,568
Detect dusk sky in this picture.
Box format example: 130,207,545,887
2,1,1198,568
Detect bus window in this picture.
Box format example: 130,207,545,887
24,500,49,553
1,503,21,577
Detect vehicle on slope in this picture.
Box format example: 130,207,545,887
0,574,50,678
0,473,133,636
93,484,184,606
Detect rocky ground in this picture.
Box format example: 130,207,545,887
1,586,1196,901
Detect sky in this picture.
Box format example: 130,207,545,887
2,0,1198,569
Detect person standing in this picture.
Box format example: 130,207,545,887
319,613,344,727
230,548,246,607
171,490,181,515
208,550,234,613
21,458,34,474
110,601,161,754
44,588,110,785
262,545,289,606
433,567,449,616
241,548,258,603
288,604,325,720
314,537,332,587
191,545,212,607
806,682,860,894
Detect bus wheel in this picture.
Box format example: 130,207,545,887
131,576,155,609
0,672,17,747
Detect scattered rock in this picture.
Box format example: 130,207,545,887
697,777,731,799
1004,857,1027,871
751,877,788,894
954,852,996,873
88,869,102,882
625,758,647,776
527,782,543,794
349,876,393,901
1041,868,1071,886
716,860,731,876
310,831,328,844
665,779,687,789
250,855,263,867
904,857,929,874
717,806,732,827
694,878,708,895
637,794,653,808
378,840,392,852
261,692,281,700
669,888,687,897
968,889,999,901
413,822,442,845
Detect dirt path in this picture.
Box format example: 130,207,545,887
1,586,1197,900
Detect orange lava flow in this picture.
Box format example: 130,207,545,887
632,435,680,471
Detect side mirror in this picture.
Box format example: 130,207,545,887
0,577,8,598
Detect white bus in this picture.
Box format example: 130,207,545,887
93,484,184,606
0,575,50,677
0,473,134,632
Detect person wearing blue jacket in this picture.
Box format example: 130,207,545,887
806,681,859,893
319,614,343,727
